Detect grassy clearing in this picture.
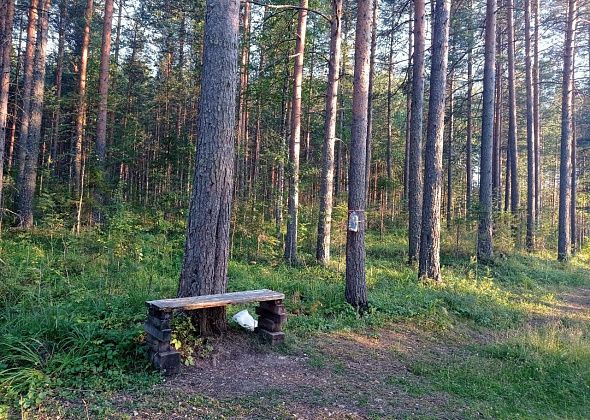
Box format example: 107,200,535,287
1,210,589,415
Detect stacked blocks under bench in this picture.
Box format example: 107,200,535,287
145,289,286,374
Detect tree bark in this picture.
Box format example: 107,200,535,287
73,0,93,195
506,0,519,215
445,74,453,229
466,30,473,216
18,0,51,229
418,0,450,282
408,0,425,263
16,0,38,194
365,0,377,203
284,0,308,265
178,0,240,334
477,0,497,261
492,9,503,209
316,0,343,264
49,0,66,174
346,0,373,310
533,0,541,223
93,0,114,224
0,0,14,221
525,0,536,250
557,0,577,261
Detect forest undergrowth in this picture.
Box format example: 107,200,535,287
1,207,589,417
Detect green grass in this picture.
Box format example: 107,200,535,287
0,210,589,414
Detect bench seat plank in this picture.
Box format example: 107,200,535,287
146,289,285,312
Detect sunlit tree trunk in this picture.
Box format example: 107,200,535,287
346,0,373,310
178,0,240,334
284,0,308,265
525,0,536,250
418,0,450,282
73,0,93,195
316,0,343,264
408,0,425,263
18,0,51,229
506,0,519,216
557,0,577,261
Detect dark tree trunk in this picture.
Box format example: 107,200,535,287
284,0,308,265
93,0,114,224
345,0,373,310
408,0,425,263
18,0,51,229
477,0,497,260
418,0,450,282
316,0,343,264
466,33,473,216
16,0,38,194
557,0,576,261
49,0,66,174
0,0,15,222
178,0,240,334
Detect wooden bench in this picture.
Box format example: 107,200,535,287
144,289,286,374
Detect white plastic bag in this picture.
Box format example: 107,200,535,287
232,309,258,331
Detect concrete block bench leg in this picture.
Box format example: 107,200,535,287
255,300,286,344
145,308,180,374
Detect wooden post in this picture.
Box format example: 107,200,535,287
255,300,286,344
145,306,180,374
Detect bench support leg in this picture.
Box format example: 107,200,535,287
145,308,180,375
255,300,286,344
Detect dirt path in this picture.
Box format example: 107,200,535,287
42,286,590,419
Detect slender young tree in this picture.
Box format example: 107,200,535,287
418,0,450,282
557,0,577,261
346,0,373,310
365,0,377,201
93,0,115,223
477,0,497,260
178,0,240,333
506,0,519,215
525,0,536,250
73,0,93,195
284,0,308,265
316,0,343,264
18,0,51,229
466,29,473,215
0,0,15,222
408,0,425,263
533,0,541,223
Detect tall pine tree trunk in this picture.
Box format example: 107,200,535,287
477,0,497,260
284,0,308,265
557,0,577,261
178,0,240,334
408,0,426,263
525,0,536,250
18,0,51,229
0,0,14,224
346,0,373,310
506,0,519,216
93,0,114,224
73,0,93,195
316,0,343,264
418,0,450,282
365,0,377,202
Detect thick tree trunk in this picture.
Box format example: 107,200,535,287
0,0,15,222
16,0,38,193
525,0,536,250
178,0,240,334
408,0,425,263
93,0,114,224
506,0,519,215
73,0,93,195
418,0,450,282
557,0,576,261
284,0,308,265
477,0,497,260
316,0,343,264
18,0,51,229
346,0,373,310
